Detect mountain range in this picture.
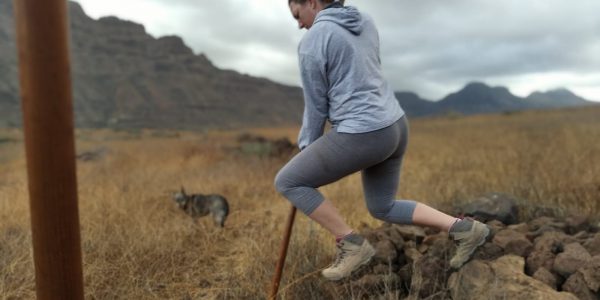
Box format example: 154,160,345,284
396,83,595,117
0,0,595,129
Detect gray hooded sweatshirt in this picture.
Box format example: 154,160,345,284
297,5,404,150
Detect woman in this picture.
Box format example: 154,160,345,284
275,0,489,281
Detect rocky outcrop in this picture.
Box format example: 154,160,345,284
455,192,519,225
327,193,600,299
235,133,298,158
448,255,578,300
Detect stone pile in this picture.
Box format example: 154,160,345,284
327,193,600,300
236,133,298,158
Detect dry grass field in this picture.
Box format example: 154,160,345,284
1,106,599,299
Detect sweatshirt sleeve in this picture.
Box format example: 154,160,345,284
297,52,329,150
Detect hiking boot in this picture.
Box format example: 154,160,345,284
322,234,376,281
449,218,490,269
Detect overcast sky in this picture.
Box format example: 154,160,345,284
75,0,600,101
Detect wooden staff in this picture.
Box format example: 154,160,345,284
269,205,297,300
13,0,85,298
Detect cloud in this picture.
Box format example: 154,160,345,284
76,0,600,101
356,0,600,99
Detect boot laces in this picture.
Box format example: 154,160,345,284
332,242,349,267
452,234,465,246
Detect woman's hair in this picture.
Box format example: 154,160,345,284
288,0,345,5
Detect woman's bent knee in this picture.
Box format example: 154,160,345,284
367,202,393,221
274,171,324,215
368,209,389,221
367,200,416,224
274,169,291,195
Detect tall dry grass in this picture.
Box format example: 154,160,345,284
1,106,599,299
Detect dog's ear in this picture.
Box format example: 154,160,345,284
180,186,186,196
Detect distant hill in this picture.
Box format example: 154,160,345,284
0,0,303,129
0,0,596,128
394,92,439,117
526,88,591,108
437,82,528,114
397,82,596,118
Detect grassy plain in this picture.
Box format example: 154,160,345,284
1,106,599,299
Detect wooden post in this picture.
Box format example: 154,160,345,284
13,0,85,298
269,205,297,300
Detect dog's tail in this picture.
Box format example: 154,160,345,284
209,195,229,228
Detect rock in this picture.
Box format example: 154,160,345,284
271,138,298,158
373,239,398,264
448,259,494,299
486,219,506,236
527,231,578,274
417,243,429,254
533,267,559,290
391,225,426,244
409,253,450,299
374,230,391,243
421,231,447,247
381,225,405,249
486,219,506,229
492,229,533,257
473,242,505,261
530,216,565,231
552,242,593,277
338,212,600,299
457,192,519,225
573,230,592,241
427,237,454,258
404,240,417,250
361,228,378,243
507,222,530,233
526,249,557,276
237,134,297,158
363,227,393,244
565,215,591,235
449,255,578,300
407,237,455,299
527,217,567,239
579,255,600,292
404,247,423,264
342,211,599,299
562,272,597,300
504,239,533,257
583,232,600,256
533,231,576,252
527,224,564,240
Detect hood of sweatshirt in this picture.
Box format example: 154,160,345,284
313,6,363,35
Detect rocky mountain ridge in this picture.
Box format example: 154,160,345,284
0,0,304,129
396,82,596,117
0,0,596,128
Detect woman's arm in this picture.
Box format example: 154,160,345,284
297,52,329,150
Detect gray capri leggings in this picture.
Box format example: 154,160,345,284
274,115,417,224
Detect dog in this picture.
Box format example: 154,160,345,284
172,187,229,227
